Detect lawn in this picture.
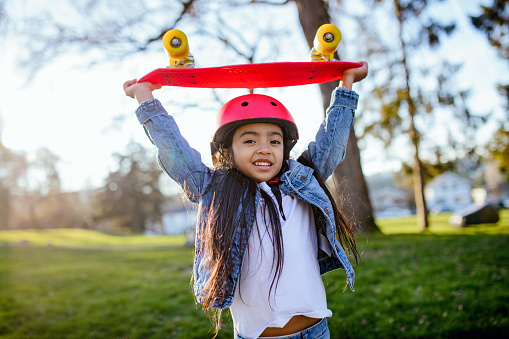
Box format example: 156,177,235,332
1,211,508,338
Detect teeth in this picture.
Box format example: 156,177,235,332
254,162,271,166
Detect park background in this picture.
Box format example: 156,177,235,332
1,0,508,338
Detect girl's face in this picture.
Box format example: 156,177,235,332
230,123,284,183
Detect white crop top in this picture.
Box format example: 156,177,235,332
230,182,331,339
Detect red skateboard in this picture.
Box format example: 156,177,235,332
139,24,360,89
138,61,362,88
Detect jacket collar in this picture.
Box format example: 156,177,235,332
281,159,314,190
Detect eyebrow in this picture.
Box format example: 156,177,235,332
239,130,283,138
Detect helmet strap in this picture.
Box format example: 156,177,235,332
267,161,289,221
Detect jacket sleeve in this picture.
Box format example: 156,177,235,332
300,87,359,180
135,98,209,202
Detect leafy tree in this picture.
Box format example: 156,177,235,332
471,0,508,179
93,142,165,233
387,0,508,206
470,0,508,60
352,0,490,230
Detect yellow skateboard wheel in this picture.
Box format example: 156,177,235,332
162,29,189,61
313,24,341,56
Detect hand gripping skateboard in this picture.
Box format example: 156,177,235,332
138,24,361,89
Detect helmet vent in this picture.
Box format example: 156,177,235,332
241,102,249,107
270,102,277,106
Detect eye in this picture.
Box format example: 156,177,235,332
270,140,281,145
243,139,255,144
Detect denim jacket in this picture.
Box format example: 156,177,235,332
135,87,359,309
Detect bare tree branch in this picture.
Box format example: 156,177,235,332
14,0,200,73
250,0,290,4
143,0,199,48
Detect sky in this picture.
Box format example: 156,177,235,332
0,0,507,194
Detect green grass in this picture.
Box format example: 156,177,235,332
0,228,186,249
376,210,509,235
1,211,508,338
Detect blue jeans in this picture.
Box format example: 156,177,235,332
235,318,330,339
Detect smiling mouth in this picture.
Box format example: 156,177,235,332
254,161,272,167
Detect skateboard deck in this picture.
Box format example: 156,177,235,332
138,61,362,89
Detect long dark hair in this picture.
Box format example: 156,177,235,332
189,135,358,335
296,154,359,264
194,145,285,335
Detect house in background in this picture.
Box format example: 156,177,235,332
370,187,412,218
161,205,197,235
144,195,197,235
424,171,473,214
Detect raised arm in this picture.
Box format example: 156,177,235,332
300,61,368,179
124,80,209,202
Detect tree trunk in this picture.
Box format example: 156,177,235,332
408,98,429,230
294,0,378,233
394,0,429,230
410,125,429,230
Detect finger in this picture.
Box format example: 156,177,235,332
123,79,137,90
123,84,135,98
125,89,135,98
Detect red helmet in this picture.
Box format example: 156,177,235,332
211,94,299,154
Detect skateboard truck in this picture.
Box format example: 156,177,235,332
137,23,362,88
310,24,342,62
162,29,195,68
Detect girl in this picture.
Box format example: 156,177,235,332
124,61,368,339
